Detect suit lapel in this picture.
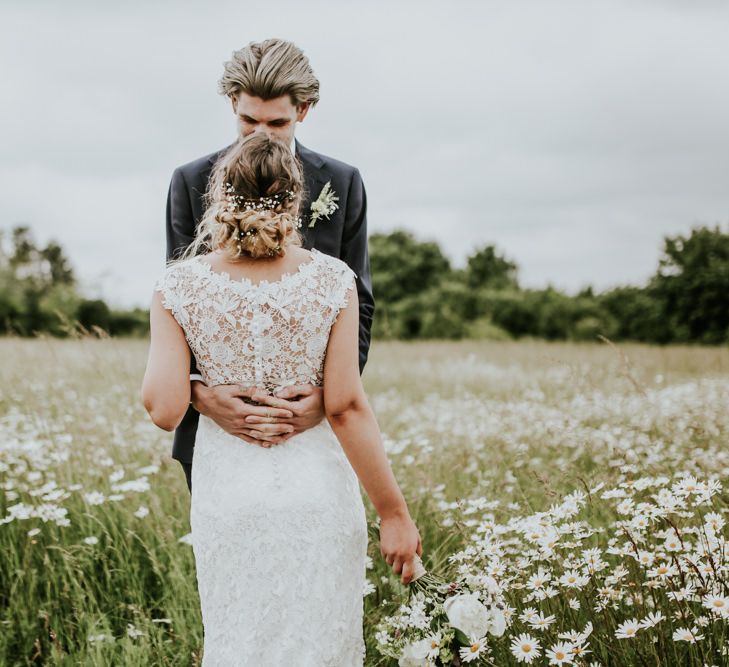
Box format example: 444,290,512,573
296,140,329,251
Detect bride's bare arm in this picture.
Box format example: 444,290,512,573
142,292,192,431
323,285,422,583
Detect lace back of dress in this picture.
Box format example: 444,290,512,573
155,250,356,394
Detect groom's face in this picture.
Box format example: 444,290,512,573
231,92,310,146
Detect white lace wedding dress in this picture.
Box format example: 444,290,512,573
155,248,368,666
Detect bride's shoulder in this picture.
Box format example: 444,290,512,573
156,256,205,288
166,255,203,273
313,250,357,282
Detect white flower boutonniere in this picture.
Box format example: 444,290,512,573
308,181,339,228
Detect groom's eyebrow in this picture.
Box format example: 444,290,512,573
240,114,289,125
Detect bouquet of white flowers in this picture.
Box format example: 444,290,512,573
376,558,509,666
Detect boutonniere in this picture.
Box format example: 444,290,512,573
308,181,339,228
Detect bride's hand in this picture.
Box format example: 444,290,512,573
243,384,324,442
379,511,423,585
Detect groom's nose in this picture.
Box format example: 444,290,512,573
252,126,273,139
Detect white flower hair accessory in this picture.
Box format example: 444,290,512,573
308,181,339,228
223,181,296,214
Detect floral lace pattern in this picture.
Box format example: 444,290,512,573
155,248,355,393
155,250,367,665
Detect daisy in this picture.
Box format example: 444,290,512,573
704,512,725,532
615,619,640,639
702,594,729,618
667,584,696,602
630,515,650,531
559,622,593,645
672,627,704,643
647,562,678,579
570,642,591,659
83,491,105,506
673,475,700,496
663,530,684,552
546,641,575,665
559,570,589,589
640,611,664,628
425,632,442,659
459,637,488,663
634,550,655,567
510,633,541,664
527,567,551,590
519,607,539,623
529,612,557,631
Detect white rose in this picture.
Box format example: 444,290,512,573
398,638,431,666
489,607,507,637
443,592,490,640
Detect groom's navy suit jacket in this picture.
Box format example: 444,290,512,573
165,139,375,464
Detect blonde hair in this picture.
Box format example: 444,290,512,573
218,38,320,107
181,134,304,262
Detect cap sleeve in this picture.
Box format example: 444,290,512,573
153,263,189,328
329,260,357,316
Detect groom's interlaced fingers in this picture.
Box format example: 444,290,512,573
191,382,324,448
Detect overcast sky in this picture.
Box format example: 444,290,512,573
2,0,728,307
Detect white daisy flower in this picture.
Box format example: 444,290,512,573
83,491,105,506
546,641,575,665
702,594,729,618
510,633,541,664
459,637,488,663
672,626,704,643
528,612,556,631
559,570,589,589
615,619,640,639
640,611,665,628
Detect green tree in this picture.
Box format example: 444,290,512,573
599,286,665,343
369,230,451,304
650,225,729,344
77,299,112,333
464,244,518,289
369,230,453,338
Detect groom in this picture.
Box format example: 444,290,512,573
165,39,375,493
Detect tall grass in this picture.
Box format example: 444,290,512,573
1,338,728,665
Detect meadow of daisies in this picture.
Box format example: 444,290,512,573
2,338,729,666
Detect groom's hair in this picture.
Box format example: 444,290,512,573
218,39,320,107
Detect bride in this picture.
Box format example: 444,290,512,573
141,133,422,665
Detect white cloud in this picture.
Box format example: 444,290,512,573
2,0,728,306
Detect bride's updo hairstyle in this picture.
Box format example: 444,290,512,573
183,133,304,261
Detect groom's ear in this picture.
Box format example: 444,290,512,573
296,102,310,123
230,95,238,114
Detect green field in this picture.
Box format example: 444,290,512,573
2,339,729,665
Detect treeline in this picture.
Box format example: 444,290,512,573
0,227,147,337
370,225,729,344
2,224,729,344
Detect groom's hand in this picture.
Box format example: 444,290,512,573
191,382,295,447
244,384,325,443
